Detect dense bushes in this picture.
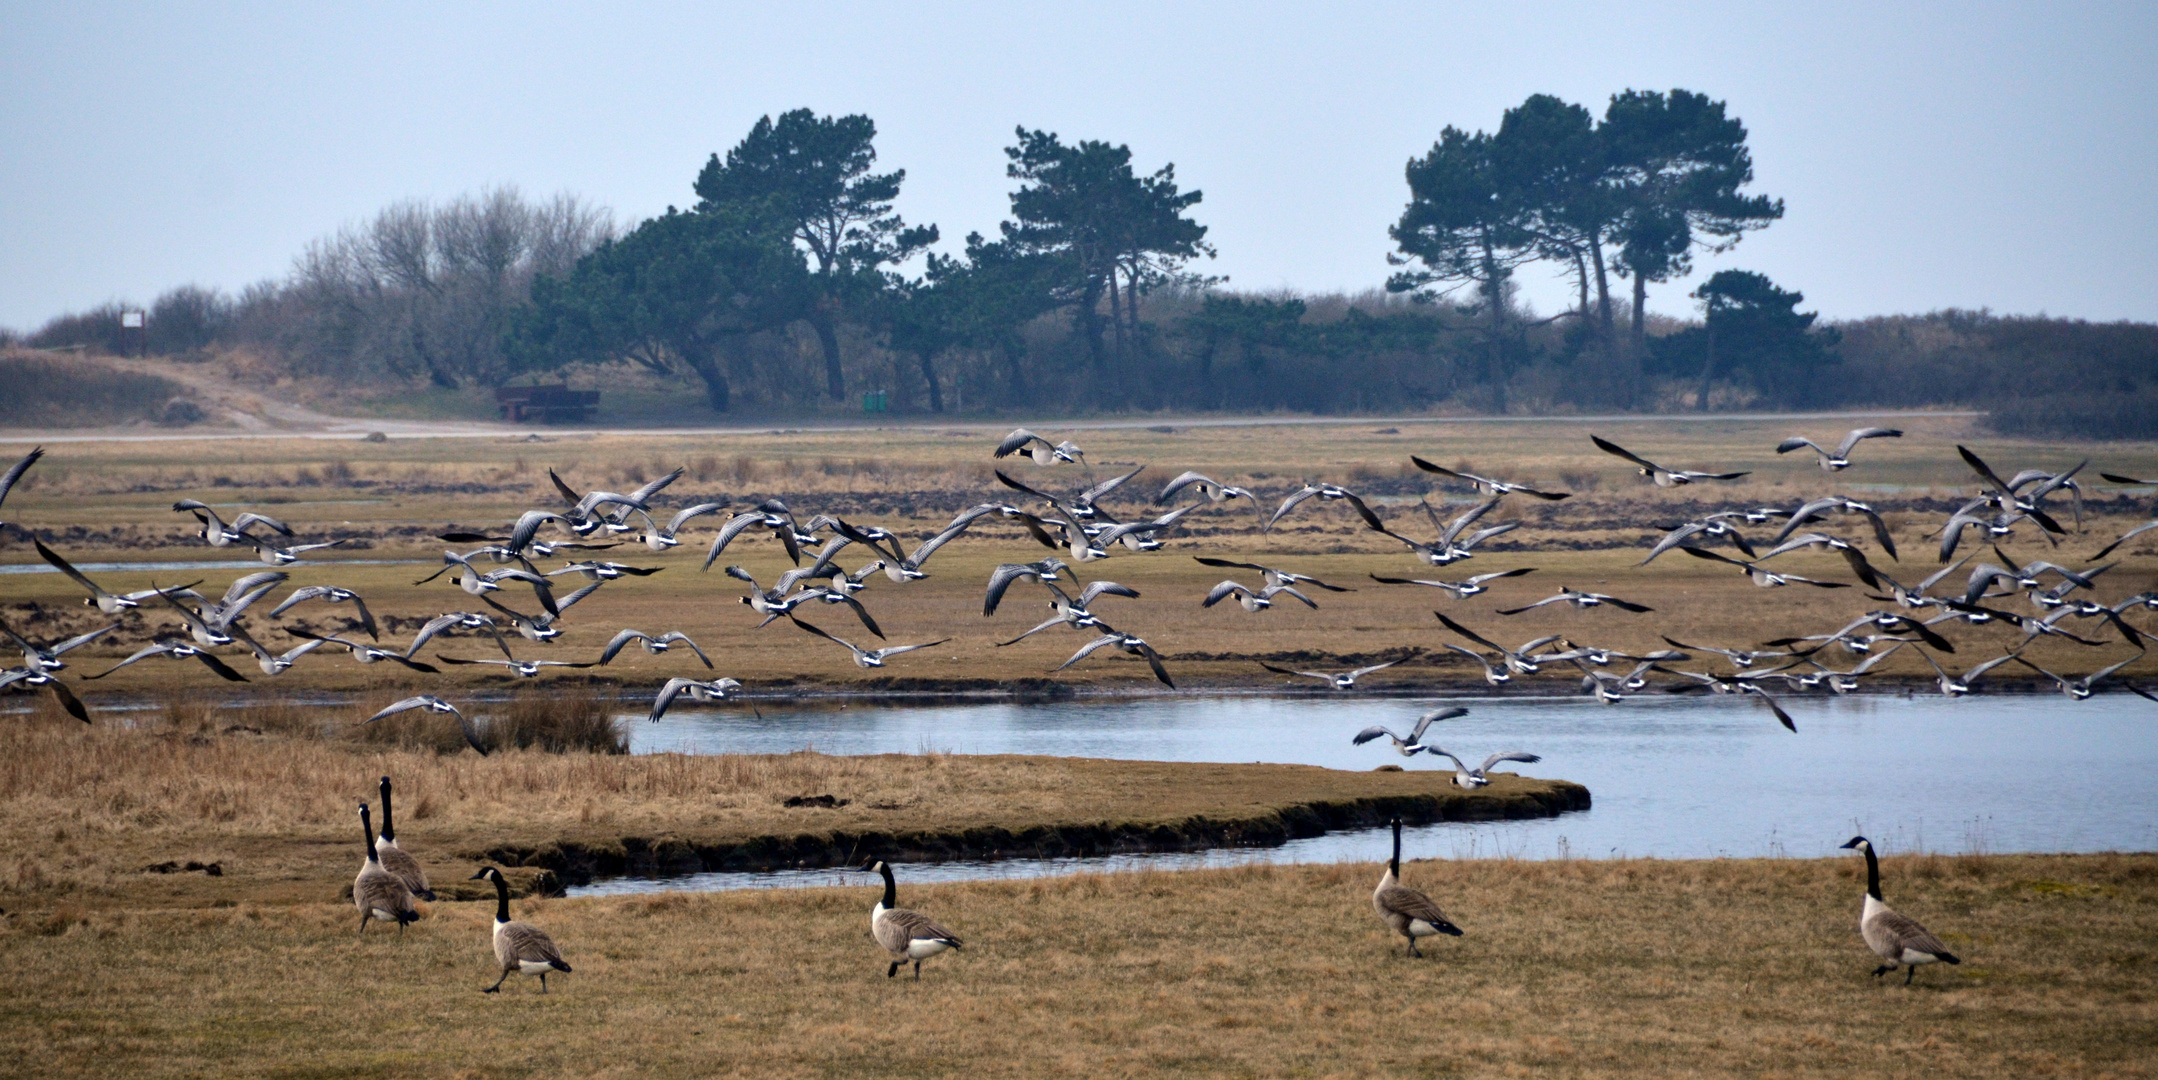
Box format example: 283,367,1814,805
0,352,196,427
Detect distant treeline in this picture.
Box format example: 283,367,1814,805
15,95,2158,437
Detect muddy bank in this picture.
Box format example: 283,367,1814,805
466,775,1591,889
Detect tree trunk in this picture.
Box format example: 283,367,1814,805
1631,273,1648,357
1106,270,1127,363
1588,231,1616,349
1695,317,1716,413
1571,249,1590,323
1078,276,1108,370
1123,259,1144,350
808,304,846,399
917,349,944,413
1000,341,1028,398
680,337,731,412
1481,234,1508,416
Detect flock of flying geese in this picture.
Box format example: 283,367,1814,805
5,421,2154,987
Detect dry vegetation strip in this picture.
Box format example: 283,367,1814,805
0,715,1576,910
1,853,2153,1078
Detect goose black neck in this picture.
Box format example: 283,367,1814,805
359,807,378,862
1389,820,1402,876
1862,844,1882,900
879,863,897,908
491,872,511,922
377,779,396,842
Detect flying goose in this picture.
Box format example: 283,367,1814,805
404,612,511,660
1911,646,2021,697
1203,580,1312,612
1863,554,1974,611
1433,612,1560,675
0,620,115,673
1368,567,1534,598
1772,495,1899,559
0,446,44,528
1051,625,1173,687
1409,456,1570,499
994,428,1083,465
1156,471,1262,518
172,499,293,548
1758,533,1889,589
993,580,1140,645
835,504,1008,581
1591,436,1749,486
1091,506,1196,552
1764,611,1954,655
33,537,202,613
152,571,285,648
1775,427,1901,470
1352,705,1466,753
863,859,963,979
226,623,326,675
416,552,560,616
548,466,679,530
438,509,594,560
1495,587,1652,615
83,638,250,682
2013,652,2148,700
771,536,859,595
1677,546,1851,589
1956,446,2072,533
1267,654,1418,690
373,777,435,901
1374,496,1519,566
1265,482,1385,534
1940,600,2108,648
1423,748,1542,789
1440,642,1513,686
549,560,664,582
269,585,380,640
469,866,572,993
1839,836,1960,984
646,676,746,723
353,802,418,934
997,465,1143,521
1793,642,1906,694
1371,818,1463,956
1655,667,1798,730
634,502,728,551
1640,515,1758,564
788,617,947,669
598,629,713,668
245,536,350,566
0,666,89,721
365,695,487,755
285,629,441,673
728,565,885,638
981,559,1072,616
1657,636,1811,671
1192,557,1353,593
439,655,597,677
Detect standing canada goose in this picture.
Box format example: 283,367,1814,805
994,428,1083,465
1368,567,1535,598
1495,587,1653,615
1266,482,1386,534
374,777,435,901
1422,749,1542,789
863,859,963,979
469,866,571,993
1409,456,1570,499
32,538,202,614
1266,655,1417,690
1352,705,1467,754
646,676,746,722
788,617,948,669
0,666,90,721
269,584,380,640
82,638,250,682
1372,818,1463,956
365,696,487,756
0,446,45,528
0,620,116,673
597,629,714,668
173,499,294,548
353,802,417,935
1839,836,1960,985
1193,557,1354,593
1775,427,1902,471
1590,436,1749,486
1373,496,1519,566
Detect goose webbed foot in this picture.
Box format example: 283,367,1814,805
1872,964,1893,978
888,962,901,979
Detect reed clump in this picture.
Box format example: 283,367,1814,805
483,690,627,755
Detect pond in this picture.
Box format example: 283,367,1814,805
565,690,2158,896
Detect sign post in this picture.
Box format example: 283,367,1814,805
120,311,146,357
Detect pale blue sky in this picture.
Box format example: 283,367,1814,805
2,2,2153,331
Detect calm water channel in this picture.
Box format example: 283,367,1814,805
567,691,2157,895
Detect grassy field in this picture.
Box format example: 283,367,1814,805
1,852,2152,1078
0,411,2151,699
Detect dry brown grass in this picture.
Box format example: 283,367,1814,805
1,853,2152,1078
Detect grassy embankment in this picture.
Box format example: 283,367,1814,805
0,412,2151,698
1,852,2152,1078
